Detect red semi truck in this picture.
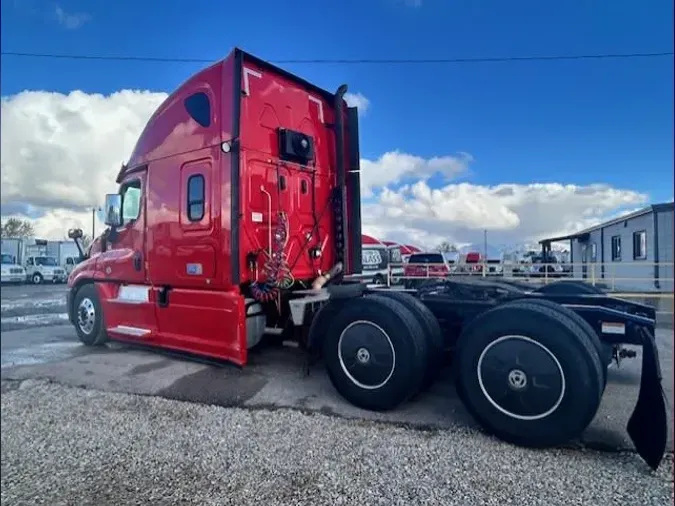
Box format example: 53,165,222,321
66,48,666,470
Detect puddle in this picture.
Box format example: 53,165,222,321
1,340,82,368
1,298,66,311
1,313,69,325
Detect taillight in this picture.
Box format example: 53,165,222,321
405,265,426,276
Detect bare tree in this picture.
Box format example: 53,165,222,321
434,241,457,253
1,218,35,238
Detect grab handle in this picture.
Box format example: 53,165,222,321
260,186,272,257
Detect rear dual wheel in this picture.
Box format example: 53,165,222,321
322,295,430,411
535,280,604,295
369,291,444,392
454,299,604,448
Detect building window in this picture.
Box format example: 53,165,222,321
632,230,647,260
184,92,211,128
187,174,205,221
590,243,597,263
611,235,621,261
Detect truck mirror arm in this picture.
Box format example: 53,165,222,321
67,228,87,261
103,227,119,250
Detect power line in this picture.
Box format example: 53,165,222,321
1,50,673,65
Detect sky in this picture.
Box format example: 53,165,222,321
1,0,673,249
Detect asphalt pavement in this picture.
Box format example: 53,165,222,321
1,282,69,332
1,282,673,456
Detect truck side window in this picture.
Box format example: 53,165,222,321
184,92,211,128
121,181,142,224
187,174,205,221
27,258,34,266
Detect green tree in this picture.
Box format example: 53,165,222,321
1,218,35,238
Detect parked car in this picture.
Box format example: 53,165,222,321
403,252,454,288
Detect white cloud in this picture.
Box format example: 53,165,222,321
344,92,370,114
55,5,91,29
360,151,473,198
1,89,168,214
0,89,650,248
362,181,648,250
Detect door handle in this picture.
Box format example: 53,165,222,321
133,251,142,272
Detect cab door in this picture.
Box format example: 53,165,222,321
97,170,158,340
100,173,148,284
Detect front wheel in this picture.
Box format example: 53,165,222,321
31,273,43,285
72,284,109,346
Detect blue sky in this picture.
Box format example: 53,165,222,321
1,0,673,211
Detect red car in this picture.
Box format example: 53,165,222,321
403,252,453,288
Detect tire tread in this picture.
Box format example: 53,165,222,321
455,300,603,448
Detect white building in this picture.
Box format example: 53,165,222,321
540,202,673,292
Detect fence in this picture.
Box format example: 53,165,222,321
383,261,674,318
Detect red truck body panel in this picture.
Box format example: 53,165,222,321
237,58,339,284
68,48,362,366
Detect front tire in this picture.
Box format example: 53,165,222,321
31,273,43,285
72,284,108,346
322,295,428,411
455,300,603,448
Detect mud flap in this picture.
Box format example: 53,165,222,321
626,328,667,470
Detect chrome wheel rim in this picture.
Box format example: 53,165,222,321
77,298,96,335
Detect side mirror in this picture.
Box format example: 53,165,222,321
68,228,83,240
104,194,122,227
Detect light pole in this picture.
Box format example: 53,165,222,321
92,207,101,239
483,229,488,277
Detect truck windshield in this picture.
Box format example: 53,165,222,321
1,254,13,264
34,256,58,267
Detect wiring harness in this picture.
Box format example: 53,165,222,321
251,212,295,302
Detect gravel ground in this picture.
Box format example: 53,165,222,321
1,380,673,506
